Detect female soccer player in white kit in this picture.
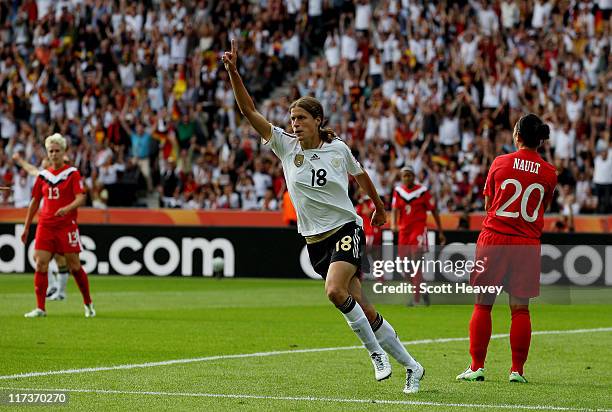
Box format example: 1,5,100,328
222,39,424,394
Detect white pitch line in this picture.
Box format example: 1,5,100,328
0,387,608,411
0,327,610,381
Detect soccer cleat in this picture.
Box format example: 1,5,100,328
84,303,96,318
456,366,485,381
370,352,392,381
46,286,58,298
48,291,66,301
509,371,528,383
404,363,425,394
24,308,47,318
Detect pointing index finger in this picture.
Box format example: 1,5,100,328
231,38,236,55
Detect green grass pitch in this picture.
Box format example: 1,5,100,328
0,274,610,411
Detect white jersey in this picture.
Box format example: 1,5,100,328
266,125,364,236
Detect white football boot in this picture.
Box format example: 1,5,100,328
370,352,392,381
48,290,66,301
403,362,425,394
84,303,96,318
24,308,47,318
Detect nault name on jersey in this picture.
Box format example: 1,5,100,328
513,158,541,174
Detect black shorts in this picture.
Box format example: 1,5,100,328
306,221,366,279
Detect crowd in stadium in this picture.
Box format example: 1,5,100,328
0,0,610,218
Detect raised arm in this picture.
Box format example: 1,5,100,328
222,39,272,141
12,153,40,177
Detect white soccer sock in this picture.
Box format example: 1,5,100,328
373,315,419,369
57,272,69,295
338,296,384,354
46,272,57,293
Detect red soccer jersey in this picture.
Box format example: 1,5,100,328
482,149,557,239
392,184,435,231
32,165,85,226
355,199,381,243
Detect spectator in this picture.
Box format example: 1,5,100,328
282,29,300,73
159,157,180,208
241,187,259,211
0,0,607,220
12,168,34,208
259,188,278,211
252,158,272,200
98,153,125,188
551,120,576,161
575,172,598,214
122,117,153,193
500,0,520,30
176,112,197,149
531,0,553,30
593,144,612,213
217,183,240,209
170,28,188,66
355,0,372,33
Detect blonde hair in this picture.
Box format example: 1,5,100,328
45,133,67,151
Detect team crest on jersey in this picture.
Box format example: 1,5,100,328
294,154,304,167
331,157,342,169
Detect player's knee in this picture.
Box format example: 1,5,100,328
67,261,81,274
34,256,49,272
35,262,49,272
325,285,348,306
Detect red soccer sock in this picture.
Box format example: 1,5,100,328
510,307,531,375
72,267,92,305
469,304,493,371
34,271,48,311
410,269,423,303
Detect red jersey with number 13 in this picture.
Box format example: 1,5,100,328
482,149,557,239
31,165,85,226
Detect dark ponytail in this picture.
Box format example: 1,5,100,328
319,119,336,143
319,129,336,143
289,96,336,143
516,113,550,148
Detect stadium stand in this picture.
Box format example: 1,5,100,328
0,0,610,216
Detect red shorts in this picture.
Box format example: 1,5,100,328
470,230,541,299
398,225,429,254
35,221,82,254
